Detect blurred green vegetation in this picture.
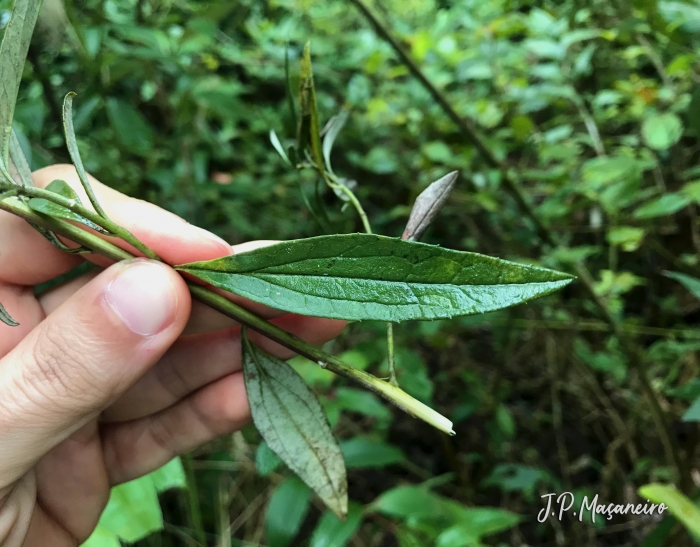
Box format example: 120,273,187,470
5,0,700,545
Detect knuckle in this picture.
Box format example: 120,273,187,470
16,322,97,414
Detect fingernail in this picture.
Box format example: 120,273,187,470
105,261,178,336
193,226,232,254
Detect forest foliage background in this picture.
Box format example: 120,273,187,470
3,0,700,545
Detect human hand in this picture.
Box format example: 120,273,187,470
0,164,346,546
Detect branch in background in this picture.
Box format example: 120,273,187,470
347,0,688,488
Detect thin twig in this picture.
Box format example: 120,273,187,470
0,193,453,435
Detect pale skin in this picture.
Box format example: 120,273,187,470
0,164,346,546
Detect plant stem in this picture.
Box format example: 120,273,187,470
386,322,397,386
348,0,686,486
0,194,454,435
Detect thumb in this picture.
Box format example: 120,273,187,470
0,259,190,486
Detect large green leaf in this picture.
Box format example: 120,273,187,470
242,333,348,518
177,234,574,322
0,0,42,165
638,484,700,538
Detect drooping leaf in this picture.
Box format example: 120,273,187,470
63,92,107,217
402,171,458,241
663,271,700,300
28,179,109,234
322,109,349,174
0,301,19,327
641,113,683,150
242,332,348,518
265,477,312,547
638,484,700,538
178,234,574,322
310,502,363,547
0,0,42,165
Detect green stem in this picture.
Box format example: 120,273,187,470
0,195,453,435
348,0,686,487
386,322,397,386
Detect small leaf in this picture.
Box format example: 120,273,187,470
402,171,458,241
322,110,349,174
242,332,348,518
28,179,109,234
270,129,292,166
633,193,690,219
638,484,700,537
310,502,363,547
178,234,574,322
0,0,42,165
663,271,700,300
642,113,683,150
265,477,311,547
0,301,19,327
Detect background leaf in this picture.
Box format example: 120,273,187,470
642,113,683,150
265,477,312,547
663,271,700,300
105,97,154,156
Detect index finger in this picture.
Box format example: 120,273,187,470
0,164,232,286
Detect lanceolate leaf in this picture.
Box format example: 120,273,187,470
28,179,109,234
0,0,43,165
242,332,348,518
0,301,19,327
8,128,33,187
178,234,574,322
